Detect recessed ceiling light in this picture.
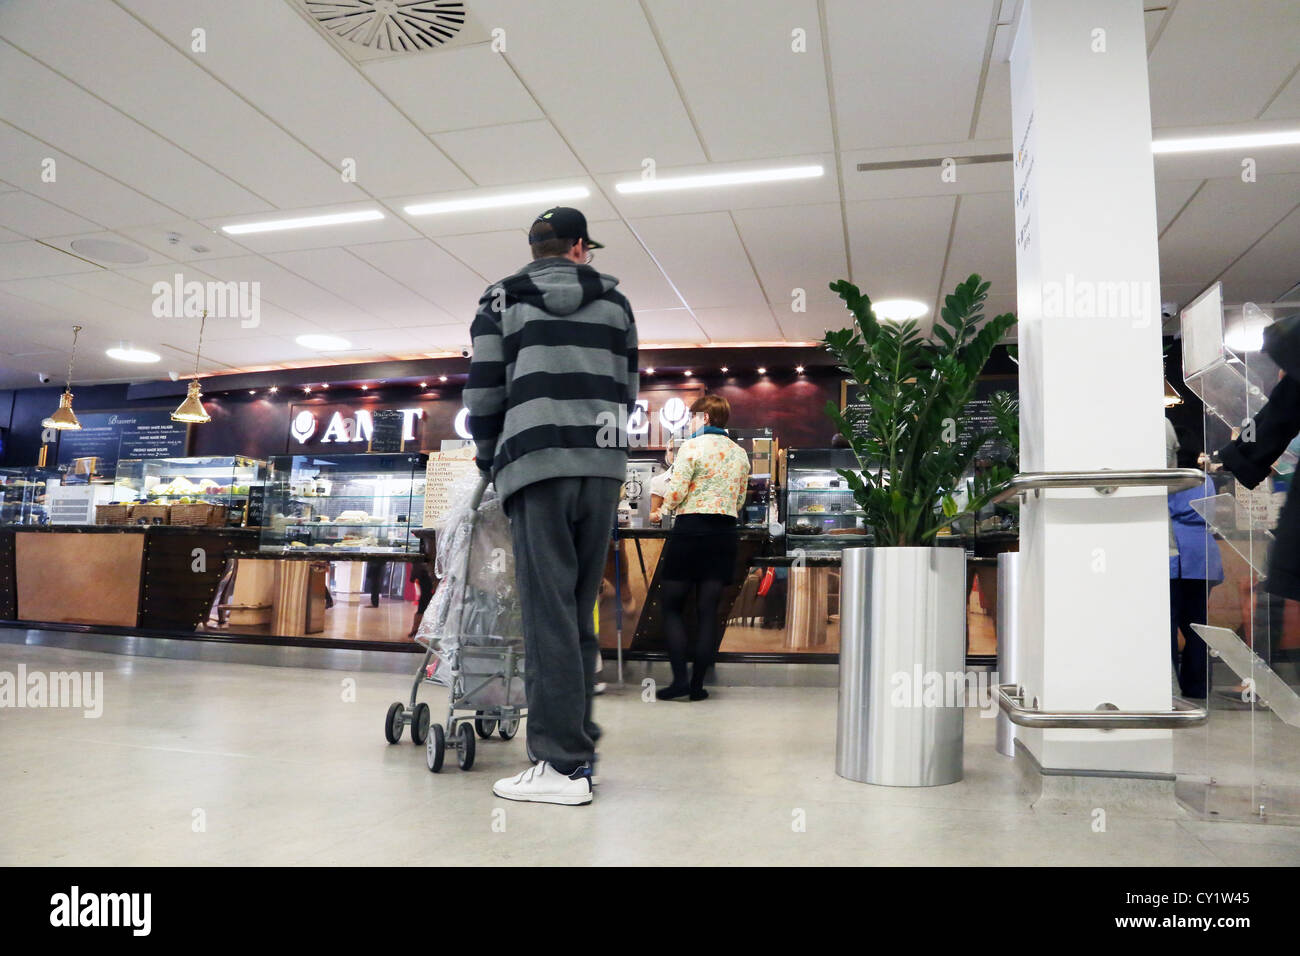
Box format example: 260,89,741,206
269,386,278,393
404,186,589,216
684,370,693,376
320,384,329,390
419,382,427,388
296,334,352,351
720,366,729,373
873,299,929,321
1152,129,1300,154
796,365,805,374
616,164,823,195
439,375,448,382
645,367,655,375
105,345,160,364
249,390,256,395
222,210,384,235
360,384,368,391
757,367,767,375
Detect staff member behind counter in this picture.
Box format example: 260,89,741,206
649,395,751,701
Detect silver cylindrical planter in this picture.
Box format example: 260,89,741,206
836,546,967,787
995,551,1021,758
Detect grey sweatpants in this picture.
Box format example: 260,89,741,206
505,475,620,770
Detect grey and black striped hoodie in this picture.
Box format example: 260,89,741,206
464,257,639,502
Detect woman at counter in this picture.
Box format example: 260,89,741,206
649,395,751,700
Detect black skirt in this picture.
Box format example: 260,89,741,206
660,513,739,583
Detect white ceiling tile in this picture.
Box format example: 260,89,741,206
267,247,457,325
347,238,489,319
468,0,705,173
433,120,585,186
0,42,271,220
1147,0,1300,127
633,310,708,345
115,220,254,262
643,0,834,163
1155,177,1203,234
629,211,765,311
844,195,957,309
1218,204,1300,303
575,219,684,313
433,229,534,287
974,36,1013,141
941,192,1016,294
1262,67,1300,120
194,255,379,331
1158,174,1300,284
362,45,543,133
0,0,360,210
732,202,848,317
116,0,471,197
825,0,997,150
0,241,102,280
0,191,102,238
0,124,177,228
692,305,784,342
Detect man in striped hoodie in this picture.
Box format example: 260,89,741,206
465,207,638,806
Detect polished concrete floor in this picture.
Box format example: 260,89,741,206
2,641,1299,866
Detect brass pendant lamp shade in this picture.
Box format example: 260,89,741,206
172,311,211,424
44,325,83,430
1163,377,1184,407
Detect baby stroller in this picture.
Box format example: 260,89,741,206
383,475,527,772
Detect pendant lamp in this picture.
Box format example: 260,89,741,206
44,326,83,430
1163,378,1184,407
172,311,212,424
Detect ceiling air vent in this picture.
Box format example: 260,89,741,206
303,1,467,53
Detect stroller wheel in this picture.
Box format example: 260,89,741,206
384,701,405,744
411,703,430,745
457,722,477,771
426,723,445,773
499,718,519,740
474,712,497,739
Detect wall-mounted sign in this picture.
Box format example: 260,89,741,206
55,409,190,479
288,404,424,448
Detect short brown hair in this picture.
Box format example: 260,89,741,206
691,394,730,428
529,221,575,260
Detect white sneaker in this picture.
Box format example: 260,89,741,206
492,761,593,806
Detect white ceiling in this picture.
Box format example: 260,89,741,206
0,0,1297,388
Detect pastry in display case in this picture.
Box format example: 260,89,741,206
0,467,56,525
112,456,266,526
259,452,428,555
783,448,872,553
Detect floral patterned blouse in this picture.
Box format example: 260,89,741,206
659,433,751,517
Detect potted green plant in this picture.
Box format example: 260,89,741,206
823,273,1016,788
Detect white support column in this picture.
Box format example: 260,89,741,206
1010,0,1171,773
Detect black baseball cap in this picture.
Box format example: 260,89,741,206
529,206,604,249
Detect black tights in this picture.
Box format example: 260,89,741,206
661,577,726,691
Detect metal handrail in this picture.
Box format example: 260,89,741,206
997,683,1208,729
989,468,1205,506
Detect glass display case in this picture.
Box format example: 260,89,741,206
259,452,428,555
732,427,776,527
783,448,871,554
112,456,266,526
0,467,56,525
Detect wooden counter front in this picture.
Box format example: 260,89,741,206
16,531,144,627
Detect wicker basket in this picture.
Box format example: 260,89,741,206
130,503,171,525
95,503,134,526
170,503,228,527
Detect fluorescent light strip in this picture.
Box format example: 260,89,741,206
405,186,589,216
616,165,823,195
222,210,384,235
1152,130,1300,154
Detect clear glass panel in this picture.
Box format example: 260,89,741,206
1175,286,1300,825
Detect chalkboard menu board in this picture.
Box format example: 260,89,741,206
368,409,406,452
55,409,189,479
841,377,1014,458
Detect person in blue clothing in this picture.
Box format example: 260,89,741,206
1168,426,1223,701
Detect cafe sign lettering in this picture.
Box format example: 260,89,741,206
290,407,424,445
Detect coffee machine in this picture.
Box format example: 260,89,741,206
620,459,662,528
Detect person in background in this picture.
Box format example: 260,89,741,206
649,439,679,522
465,206,638,806
649,395,751,700
1168,428,1223,701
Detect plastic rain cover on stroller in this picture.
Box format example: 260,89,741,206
416,474,525,709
